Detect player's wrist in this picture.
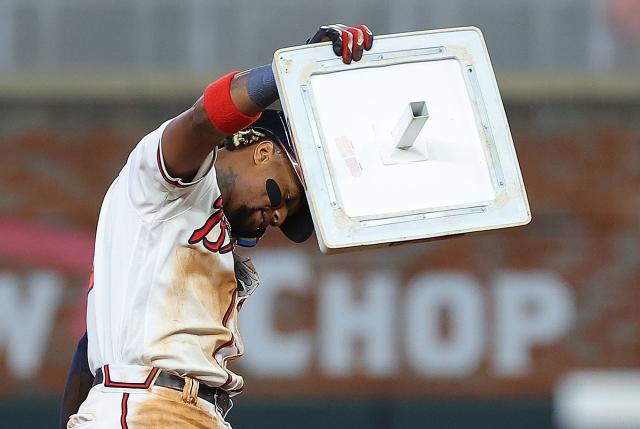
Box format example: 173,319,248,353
203,71,262,135
244,64,279,109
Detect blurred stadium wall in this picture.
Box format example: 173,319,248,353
0,1,638,428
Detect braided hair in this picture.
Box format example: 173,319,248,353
222,128,267,151
222,128,286,161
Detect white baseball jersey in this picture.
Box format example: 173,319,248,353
86,118,256,394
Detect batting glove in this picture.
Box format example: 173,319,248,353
307,24,374,64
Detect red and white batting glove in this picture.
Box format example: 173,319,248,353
307,24,374,64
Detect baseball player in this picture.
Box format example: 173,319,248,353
60,24,374,428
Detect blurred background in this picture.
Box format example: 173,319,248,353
0,0,638,428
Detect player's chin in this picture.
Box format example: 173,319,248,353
228,210,266,240
234,224,266,240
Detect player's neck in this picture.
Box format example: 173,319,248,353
214,150,240,204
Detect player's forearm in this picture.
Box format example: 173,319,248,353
232,64,279,114
192,64,278,135
163,64,278,180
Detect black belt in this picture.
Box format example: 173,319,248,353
93,368,232,418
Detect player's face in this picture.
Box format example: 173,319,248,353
225,147,303,239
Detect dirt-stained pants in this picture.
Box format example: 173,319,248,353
68,379,231,428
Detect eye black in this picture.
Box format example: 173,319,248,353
265,178,282,207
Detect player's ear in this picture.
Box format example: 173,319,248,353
253,140,276,165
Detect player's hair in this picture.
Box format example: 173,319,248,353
223,128,286,159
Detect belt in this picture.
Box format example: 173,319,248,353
93,367,232,418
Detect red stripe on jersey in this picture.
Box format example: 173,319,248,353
103,365,159,389
156,144,190,188
221,373,233,389
222,292,236,325
120,393,129,429
213,292,239,389
217,336,235,358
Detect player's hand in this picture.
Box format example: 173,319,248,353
307,24,374,64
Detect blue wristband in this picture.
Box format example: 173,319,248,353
246,64,278,109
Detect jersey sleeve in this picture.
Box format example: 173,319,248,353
125,118,216,221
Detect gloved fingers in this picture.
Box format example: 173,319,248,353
320,24,352,63
334,24,364,62
349,26,365,61
339,26,354,64
307,24,373,64
321,25,347,58
356,24,374,50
